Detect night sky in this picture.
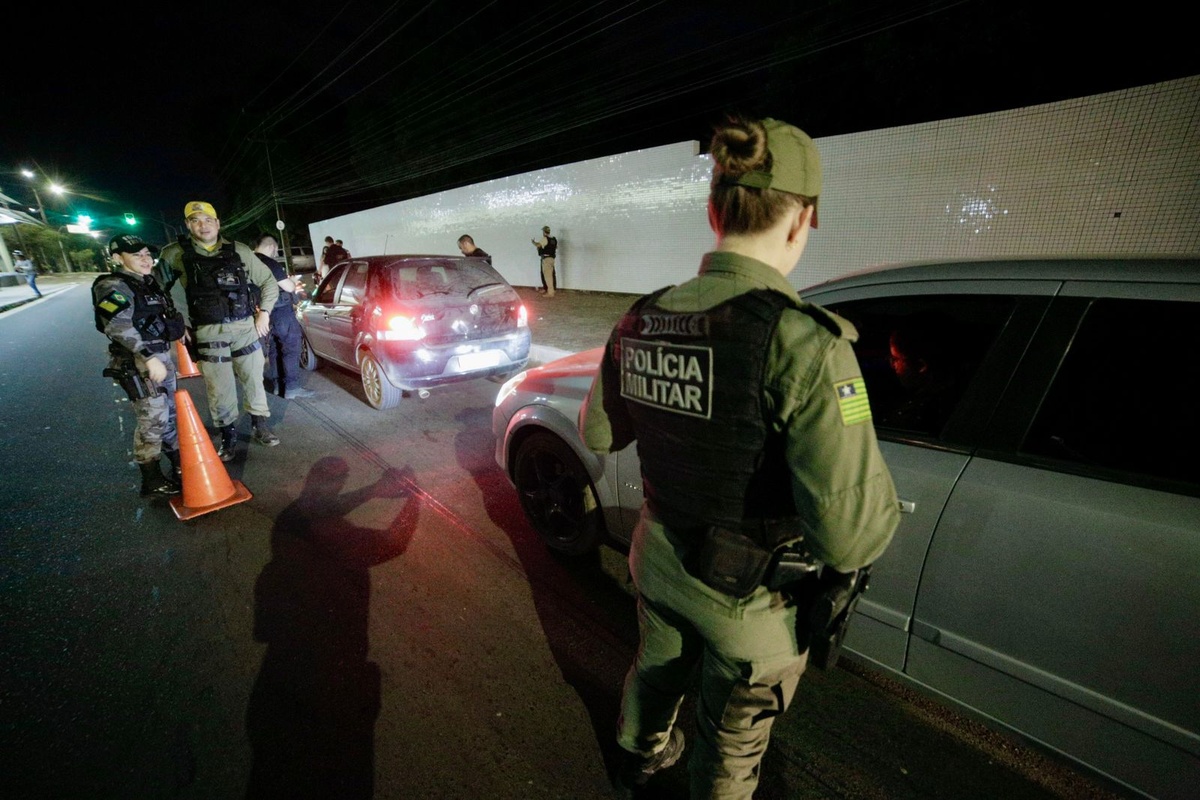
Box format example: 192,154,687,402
3,0,1194,240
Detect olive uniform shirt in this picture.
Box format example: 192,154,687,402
160,237,279,324
582,251,899,571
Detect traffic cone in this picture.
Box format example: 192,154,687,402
169,389,253,521
176,340,201,378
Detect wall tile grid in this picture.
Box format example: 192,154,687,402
312,75,1200,295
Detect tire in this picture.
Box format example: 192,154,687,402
513,431,605,555
360,351,401,410
299,333,320,371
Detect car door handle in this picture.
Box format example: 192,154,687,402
898,498,916,514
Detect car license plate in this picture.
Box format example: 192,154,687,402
456,350,502,371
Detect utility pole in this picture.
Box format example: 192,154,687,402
257,133,293,275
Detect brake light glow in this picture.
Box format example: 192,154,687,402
379,314,426,341
517,304,528,328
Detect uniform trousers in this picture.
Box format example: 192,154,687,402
540,256,556,296
263,307,304,393
195,317,270,428
619,506,807,800
131,353,179,463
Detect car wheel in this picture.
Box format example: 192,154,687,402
513,431,605,555
299,334,320,371
360,351,401,410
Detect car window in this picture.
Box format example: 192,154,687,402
828,295,1016,440
339,261,369,306
314,264,347,304
388,260,506,300
1021,297,1198,489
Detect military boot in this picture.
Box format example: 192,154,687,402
138,461,180,497
251,415,280,447
163,449,182,487
216,424,238,462
614,727,685,796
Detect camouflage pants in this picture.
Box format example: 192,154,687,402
132,353,179,463
195,318,269,427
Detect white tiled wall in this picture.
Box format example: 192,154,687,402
312,75,1199,294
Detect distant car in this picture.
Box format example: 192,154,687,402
300,254,530,409
277,244,318,293
492,256,1200,800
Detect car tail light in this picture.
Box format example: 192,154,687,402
517,304,528,328
378,314,426,341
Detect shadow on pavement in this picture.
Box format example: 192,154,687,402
246,458,418,799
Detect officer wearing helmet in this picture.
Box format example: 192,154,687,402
160,201,279,461
94,234,187,496
582,116,899,798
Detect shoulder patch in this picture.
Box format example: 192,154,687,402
834,377,872,426
97,290,131,317
800,302,858,340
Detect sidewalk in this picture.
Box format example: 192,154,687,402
0,274,74,313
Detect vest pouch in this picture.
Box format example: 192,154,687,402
684,525,773,598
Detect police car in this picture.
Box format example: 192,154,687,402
491,256,1200,800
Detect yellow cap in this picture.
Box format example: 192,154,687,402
184,201,218,220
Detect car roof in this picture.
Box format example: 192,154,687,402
801,255,1200,294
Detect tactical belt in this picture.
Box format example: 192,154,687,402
198,339,261,362
677,522,818,598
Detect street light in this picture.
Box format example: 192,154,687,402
19,169,67,226
20,168,48,225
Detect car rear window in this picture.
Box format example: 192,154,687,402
387,260,508,301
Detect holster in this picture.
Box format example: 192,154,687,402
103,365,153,401
799,567,872,670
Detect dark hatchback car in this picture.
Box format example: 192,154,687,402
299,255,530,409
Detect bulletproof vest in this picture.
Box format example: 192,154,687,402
256,253,294,311
538,236,557,258
615,287,799,539
92,271,186,346
178,237,255,324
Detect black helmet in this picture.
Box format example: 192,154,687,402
12,250,23,256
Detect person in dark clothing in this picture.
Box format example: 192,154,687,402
456,234,490,262
254,233,314,400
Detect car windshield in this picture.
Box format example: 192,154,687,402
387,260,508,300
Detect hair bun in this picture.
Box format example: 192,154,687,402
710,117,769,176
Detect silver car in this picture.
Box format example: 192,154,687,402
301,255,530,409
493,256,1200,800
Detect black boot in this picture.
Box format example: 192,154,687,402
216,424,238,462
139,461,179,496
251,415,280,447
163,449,182,487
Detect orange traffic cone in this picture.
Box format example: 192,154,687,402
169,389,253,521
176,340,201,378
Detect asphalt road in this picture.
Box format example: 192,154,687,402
0,276,1132,799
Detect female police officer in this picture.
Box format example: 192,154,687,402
581,116,900,799
94,234,187,496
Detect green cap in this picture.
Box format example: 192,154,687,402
725,118,821,227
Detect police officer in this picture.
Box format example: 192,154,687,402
531,225,557,296
252,232,314,399
94,234,186,496
160,201,280,461
581,116,900,799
